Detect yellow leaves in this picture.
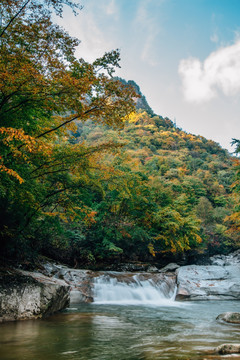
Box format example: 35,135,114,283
0,127,47,156
178,166,188,177
195,234,202,244
148,243,156,257
43,211,59,218
0,164,24,183
225,212,240,233
0,126,51,182
127,111,140,123
0,127,34,143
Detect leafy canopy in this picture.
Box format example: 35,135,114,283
0,0,136,260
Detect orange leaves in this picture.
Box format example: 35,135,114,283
120,229,132,238
84,211,97,226
0,164,24,183
0,127,36,150
226,212,240,232
0,126,49,160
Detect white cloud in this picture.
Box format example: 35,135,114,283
179,40,240,102
55,2,116,63
105,0,118,16
210,32,219,43
134,0,161,66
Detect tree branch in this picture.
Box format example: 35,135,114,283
31,168,70,179
35,106,99,138
0,0,31,38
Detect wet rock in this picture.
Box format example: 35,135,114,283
176,264,240,300
147,266,159,273
93,271,177,302
60,269,94,303
215,344,240,355
117,263,150,272
41,263,95,304
160,263,180,273
41,261,177,303
217,312,240,324
0,270,70,322
175,287,191,300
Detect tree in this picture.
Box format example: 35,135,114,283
0,0,136,259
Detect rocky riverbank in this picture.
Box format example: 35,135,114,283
176,250,240,300
0,268,70,322
1,250,240,322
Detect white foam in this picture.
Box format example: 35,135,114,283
93,274,178,306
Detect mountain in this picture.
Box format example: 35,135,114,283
67,84,237,266
114,77,155,115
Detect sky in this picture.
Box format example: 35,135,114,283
56,0,240,153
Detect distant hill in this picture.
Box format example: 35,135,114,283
70,82,238,264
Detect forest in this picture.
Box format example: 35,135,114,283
1,0,240,268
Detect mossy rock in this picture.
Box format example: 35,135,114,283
216,343,240,354
217,312,240,324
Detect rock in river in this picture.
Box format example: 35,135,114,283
0,269,70,322
217,312,240,324
215,344,240,355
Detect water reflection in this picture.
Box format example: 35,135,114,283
1,301,240,359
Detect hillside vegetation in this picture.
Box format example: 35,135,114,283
64,106,238,265
0,0,239,268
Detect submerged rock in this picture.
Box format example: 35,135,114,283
215,344,240,354
217,312,240,324
0,270,70,322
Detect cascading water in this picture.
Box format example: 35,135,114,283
93,272,177,306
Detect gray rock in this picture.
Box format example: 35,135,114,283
160,263,180,273
41,262,95,304
176,264,240,300
217,312,240,324
210,258,225,266
210,250,240,266
147,266,159,273
215,344,240,355
0,270,70,322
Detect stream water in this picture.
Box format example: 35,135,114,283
1,274,240,360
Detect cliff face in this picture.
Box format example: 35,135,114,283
0,270,70,322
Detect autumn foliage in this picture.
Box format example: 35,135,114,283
0,0,136,261
0,1,238,266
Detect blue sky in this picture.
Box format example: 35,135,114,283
57,0,240,152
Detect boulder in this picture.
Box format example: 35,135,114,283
217,312,240,324
41,263,94,304
210,250,240,266
56,269,94,303
147,266,159,273
0,270,70,322
176,264,240,300
160,263,180,273
215,344,240,355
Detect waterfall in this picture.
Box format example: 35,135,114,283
92,273,177,306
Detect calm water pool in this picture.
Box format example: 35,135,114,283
1,301,240,360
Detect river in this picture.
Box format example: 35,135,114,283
1,272,240,359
